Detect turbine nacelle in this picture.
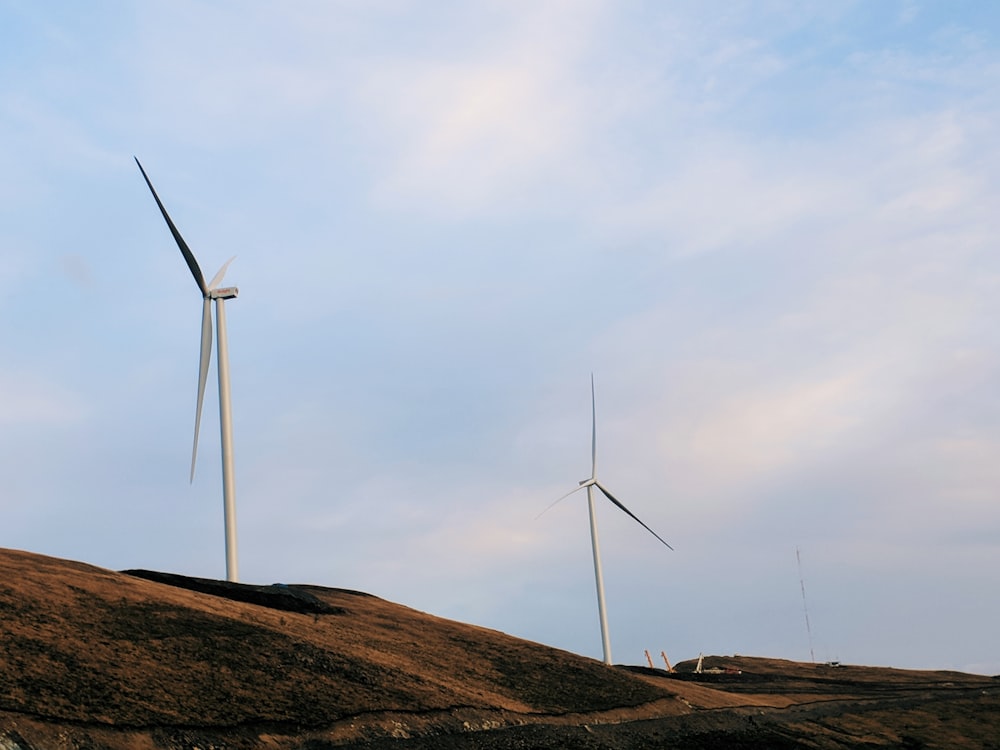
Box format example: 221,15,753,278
210,286,239,300
552,377,672,550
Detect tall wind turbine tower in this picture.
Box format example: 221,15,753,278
543,374,673,665
135,157,241,583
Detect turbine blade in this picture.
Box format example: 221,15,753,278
594,481,674,550
190,298,213,482
535,484,587,520
207,256,236,291
590,373,597,479
134,157,208,296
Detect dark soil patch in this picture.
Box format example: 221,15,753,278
123,569,351,615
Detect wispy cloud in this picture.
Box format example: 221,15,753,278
357,1,607,216
0,372,88,427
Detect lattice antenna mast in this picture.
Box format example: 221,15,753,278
796,546,816,664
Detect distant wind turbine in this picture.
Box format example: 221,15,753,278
541,374,672,665
135,157,241,583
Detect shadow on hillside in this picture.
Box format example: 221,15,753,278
122,569,351,615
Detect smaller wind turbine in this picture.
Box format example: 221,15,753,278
541,374,672,665
135,157,241,583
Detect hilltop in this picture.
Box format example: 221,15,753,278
1,548,996,748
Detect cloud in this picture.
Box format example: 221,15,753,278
357,2,607,217
682,371,868,489
131,2,338,148
0,372,88,428
58,254,94,290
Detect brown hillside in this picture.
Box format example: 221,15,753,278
1,548,997,749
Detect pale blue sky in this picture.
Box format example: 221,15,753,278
2,0,999,674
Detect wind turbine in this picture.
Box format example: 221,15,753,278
135,157,241,583
542,374,672,665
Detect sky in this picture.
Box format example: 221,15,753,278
2,0,999,675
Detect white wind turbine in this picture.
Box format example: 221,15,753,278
135,157,241,583
542,374,673,665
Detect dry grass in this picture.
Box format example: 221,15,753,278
1,548,997,749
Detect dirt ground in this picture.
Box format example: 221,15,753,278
1,548,997,749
